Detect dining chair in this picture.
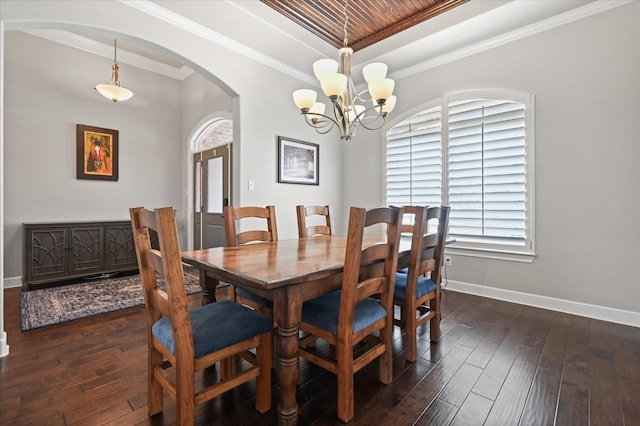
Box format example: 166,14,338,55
298,206,403,422
296,204,332,237
223,205,277,317
394,205,450,362
130,206,273,425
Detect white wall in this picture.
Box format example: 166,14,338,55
344,2,640,317
181,72,233,135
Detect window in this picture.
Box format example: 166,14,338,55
194,118,233,152
386,90,535,261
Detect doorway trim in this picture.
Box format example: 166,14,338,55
186,112,233,250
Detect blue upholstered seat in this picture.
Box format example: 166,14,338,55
393,272,437,301
235,287,273,309
301,290,387,335
152,300,273,358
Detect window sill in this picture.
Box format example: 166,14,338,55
445,246,536,263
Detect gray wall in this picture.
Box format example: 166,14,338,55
2,17,345,280
3,31,185,279
343,2,640,315
1,1,637,333
0,0,347,356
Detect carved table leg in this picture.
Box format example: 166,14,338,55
199,269,218,305
274,287,302,425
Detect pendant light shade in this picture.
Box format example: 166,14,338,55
95,39,134,102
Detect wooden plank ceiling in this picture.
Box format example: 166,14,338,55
261,0,469,52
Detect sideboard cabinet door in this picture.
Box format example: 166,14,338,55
69,225,105,276
105,223,137,271
24,226,69,284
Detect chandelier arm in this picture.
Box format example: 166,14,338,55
314,126,337,135
357,116,386,131
302,112,341,131
352,104,386,131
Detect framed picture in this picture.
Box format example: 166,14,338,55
277,136,319,185
76,124,119,181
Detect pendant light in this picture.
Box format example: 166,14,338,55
95,39,134,102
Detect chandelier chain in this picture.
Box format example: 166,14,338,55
342,0,349,47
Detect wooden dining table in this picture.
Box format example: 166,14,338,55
181,234,410,425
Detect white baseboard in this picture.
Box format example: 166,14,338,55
444,279,640,328
0,331,9,358
3,276,23,289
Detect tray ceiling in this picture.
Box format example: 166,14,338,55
261,0,469,51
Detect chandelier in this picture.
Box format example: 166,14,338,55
292,0,396,141
95,39,134,102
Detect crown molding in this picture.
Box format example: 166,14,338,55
120,0,318,86
20,0,632,85
22,29,193,80
391,0,632,81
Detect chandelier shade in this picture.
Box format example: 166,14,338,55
95,39,134,102
291,0,396,140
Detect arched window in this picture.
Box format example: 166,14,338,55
194,118,233,152
386,90,535,261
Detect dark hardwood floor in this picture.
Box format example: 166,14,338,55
1,285,639,425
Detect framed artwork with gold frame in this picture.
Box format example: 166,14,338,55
76,124,118,181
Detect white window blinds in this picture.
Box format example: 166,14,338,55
386,107,442,207
447,99,527,247
386,92,534,256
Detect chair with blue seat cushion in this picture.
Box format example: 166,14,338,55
296,204,332,237
130,206,273,426
394,205,449,362
298,206,403,423
223,205,277,318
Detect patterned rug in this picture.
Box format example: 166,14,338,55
21,266,202,331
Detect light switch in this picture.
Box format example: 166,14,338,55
248,180,255,191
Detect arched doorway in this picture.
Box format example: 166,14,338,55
192,117,233,249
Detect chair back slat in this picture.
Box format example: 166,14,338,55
356,276,388,300
146,250,164,274
297,204,332,237
422,233,438,250
225,205,278,246
236,230,274,245
361,243,391,266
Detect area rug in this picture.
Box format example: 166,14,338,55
20,266,201,331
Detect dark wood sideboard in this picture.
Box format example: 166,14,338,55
22,220,142,291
